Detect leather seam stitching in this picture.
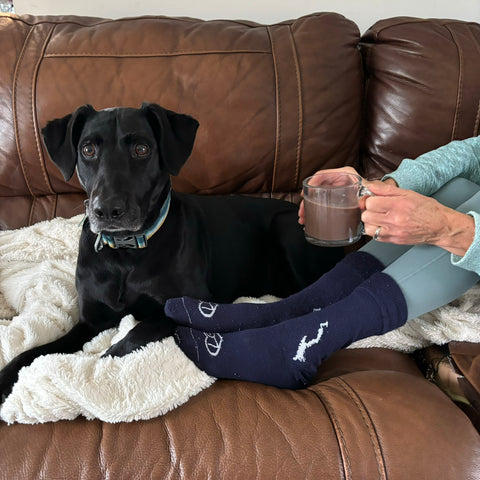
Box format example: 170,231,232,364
267,26,280,195
288,25,303,190
445,25,464,141
44,50,271,58
51,194,58,220
466,25,480,137
28,197,36,225
310,385,352,479
11,16,290,29
336,377,388,480
32,24,56,196
474,100,480,137
13,25,35,198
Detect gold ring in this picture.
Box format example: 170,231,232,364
373,226,381,241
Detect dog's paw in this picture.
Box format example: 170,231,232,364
101,339,134,358
0,364,18,403
0,352,34,403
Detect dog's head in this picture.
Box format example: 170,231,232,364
42,103,199,235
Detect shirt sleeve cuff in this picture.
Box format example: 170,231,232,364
382,159,423,192
451,211,480,275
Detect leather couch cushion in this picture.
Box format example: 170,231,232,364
360,17,480,179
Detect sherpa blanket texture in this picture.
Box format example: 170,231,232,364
0,216,479,424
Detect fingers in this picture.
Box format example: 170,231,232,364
363,223,390,241
361,187,440,244
304,167,362,187
362,184,409,217
360,183,407,242
365,180,402,196
361,199,397,241
298,200,305,225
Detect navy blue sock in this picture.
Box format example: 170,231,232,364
174,272,407,389
166,251,384,332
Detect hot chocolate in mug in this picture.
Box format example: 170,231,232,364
302,172,372,247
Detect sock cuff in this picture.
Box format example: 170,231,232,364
356,271,408,332
342,251,385,274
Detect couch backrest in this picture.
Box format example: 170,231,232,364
0,13,362,229
360,17,480,179
2,14,480,230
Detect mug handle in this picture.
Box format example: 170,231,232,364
359,185,374,197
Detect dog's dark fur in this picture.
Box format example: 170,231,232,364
0,103,343,399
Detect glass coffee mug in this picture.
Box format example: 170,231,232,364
302,172,372,247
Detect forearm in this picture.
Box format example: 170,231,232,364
383,137,480,195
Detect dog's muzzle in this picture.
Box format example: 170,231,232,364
92,191,171,252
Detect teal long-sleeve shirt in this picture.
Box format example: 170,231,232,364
383,136,480,275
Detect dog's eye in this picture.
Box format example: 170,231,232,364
134,144,149,157
81,143,96,158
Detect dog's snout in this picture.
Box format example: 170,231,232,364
93,206,125,220
92,197,127,221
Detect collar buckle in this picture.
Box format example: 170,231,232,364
95,232,148,252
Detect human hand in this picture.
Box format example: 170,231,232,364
361,182,475,256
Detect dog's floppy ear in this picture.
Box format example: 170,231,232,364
41,104,96,181
141,102,199,176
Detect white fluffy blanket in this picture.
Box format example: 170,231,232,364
0,216,215,424
1,216,480,424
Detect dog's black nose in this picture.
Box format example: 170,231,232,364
93,207,125,220
92,199,126,220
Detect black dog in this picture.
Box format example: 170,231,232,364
0,103,343,399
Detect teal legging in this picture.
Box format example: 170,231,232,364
361,178,480,319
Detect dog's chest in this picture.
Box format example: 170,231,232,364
79,246,211,311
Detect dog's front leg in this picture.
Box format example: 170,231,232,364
0,322,100,401
103,315,176,358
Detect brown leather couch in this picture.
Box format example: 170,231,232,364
1,12,480,479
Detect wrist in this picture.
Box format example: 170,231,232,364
436,210,475,257
382,177,398,187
